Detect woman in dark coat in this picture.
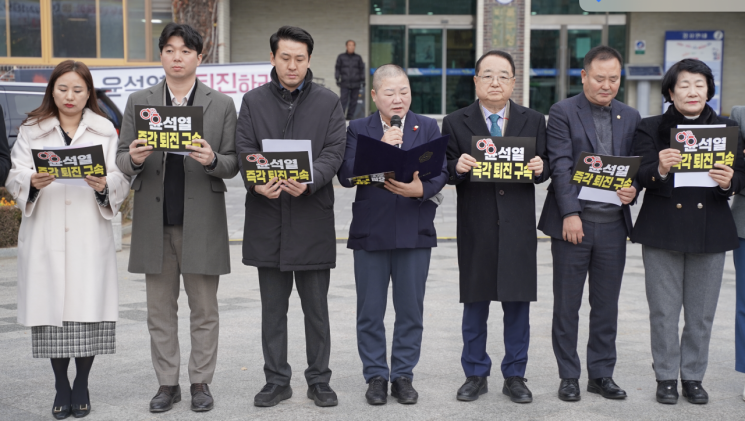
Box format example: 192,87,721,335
631,58,745,405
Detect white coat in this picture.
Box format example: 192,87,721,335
5,110,130,327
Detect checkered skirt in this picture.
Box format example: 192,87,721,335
32,322,116,358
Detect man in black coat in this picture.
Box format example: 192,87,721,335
0,107,9,186
443,50,548,403
235,26,346,408
537,46,640,402
335,40,365,120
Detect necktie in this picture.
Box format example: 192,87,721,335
489,114,502,137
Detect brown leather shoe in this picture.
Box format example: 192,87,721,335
190,383,214,412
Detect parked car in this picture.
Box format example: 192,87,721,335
0,82,123,149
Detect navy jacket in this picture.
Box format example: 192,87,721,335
538,92,641,239
338,110,448,251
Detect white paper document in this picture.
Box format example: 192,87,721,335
578,186,622,206
261,139,314,184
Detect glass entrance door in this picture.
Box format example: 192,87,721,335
408,28,443,115
370,25,475,116
530,25,626,115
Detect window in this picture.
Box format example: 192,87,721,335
3,0,43,57
128,0,173,62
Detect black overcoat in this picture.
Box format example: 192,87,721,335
235,68,346,271
630,104,745,253
443,100,549,303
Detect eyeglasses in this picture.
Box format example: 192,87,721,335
476,75,514,85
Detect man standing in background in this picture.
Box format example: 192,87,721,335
335,40,365,120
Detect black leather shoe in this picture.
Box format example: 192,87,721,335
149,385,181,413
656,380,678,404
52,401,71,420
190,383,214,412
503,376,533,403
71,389,90,418
391,376,418,404
254,383,292,407
307,383,338,407
365,376,388,405
456,376,488,401
587,377,627,399
681,380,708,404
558,378,581,401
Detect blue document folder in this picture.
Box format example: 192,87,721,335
352,134,449,183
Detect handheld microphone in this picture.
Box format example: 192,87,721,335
391,115,402,129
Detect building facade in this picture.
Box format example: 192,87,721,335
1,0,742,117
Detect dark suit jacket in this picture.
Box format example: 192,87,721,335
630,106,745,253
0,106,9,186
538,92,641,239
337,110,448,251
443,99,548,303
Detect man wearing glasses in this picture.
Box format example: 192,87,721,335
442,50,548,403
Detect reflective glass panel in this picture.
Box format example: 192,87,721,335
127,0,146,60
409,0,475,15
100,0,124,58
370,0,405,15
150,0,172,61
408,28,442,114
529,29,559,115
446,29,475,113
0,2,7,56
52,0,97,58
369,25,405,113
10,0,42,57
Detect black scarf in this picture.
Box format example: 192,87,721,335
658,102,718,142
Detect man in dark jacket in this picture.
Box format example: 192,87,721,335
335,40,365,120
443,50,547,404
537,45,640,402
235,26,346,409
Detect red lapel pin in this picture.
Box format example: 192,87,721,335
413,125,419,131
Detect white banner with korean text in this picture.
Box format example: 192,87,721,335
89,62,274,115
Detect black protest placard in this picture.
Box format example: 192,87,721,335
348,171,395,188
240,152,312,186
135,105,204,152
570,152,640,191
669,126,738,173
469,136,536,183
32,145,107,179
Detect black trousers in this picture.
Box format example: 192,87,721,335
340,86,360,119
550,218,627,380
258,267,332,386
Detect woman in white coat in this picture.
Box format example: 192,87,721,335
5,60,129,419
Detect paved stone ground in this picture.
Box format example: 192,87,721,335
0,175,743,420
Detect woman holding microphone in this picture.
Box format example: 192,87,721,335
5,60,130,419
631,58,745,405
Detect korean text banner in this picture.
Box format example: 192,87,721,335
135,106,204,152
348,171,395,188
570,152,640,191
32,145,107,179
470,136,535,183
669,126,738,173
353,134,449,183
89,62,274,114
240,152,312,186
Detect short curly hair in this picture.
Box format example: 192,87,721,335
661,59,715,104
